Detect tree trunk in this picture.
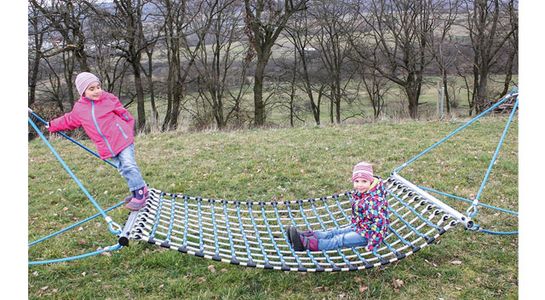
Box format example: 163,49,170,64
132,59,147,132
253,57,267,126
475,66,489,113
441,69,451,114
501,49,517,96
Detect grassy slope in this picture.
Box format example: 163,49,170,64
28,117,518,299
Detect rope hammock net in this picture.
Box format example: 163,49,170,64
28,89,519,270
125,176,456,272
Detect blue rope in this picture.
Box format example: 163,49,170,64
272,202,303,268
286,202,322,269
478,229,518,235
150,192,165,239
419,186,518,216
223,201,241,263
309,200,353,269
334,193,352,222
197,198,204,254
233,202,251,264
165,193,176,243
386,222,417,251
320,196,372,268
469,97,519,217
247,202,271,267
390,192,441,231
319,197,342,228
29,118,121,235
209,200,221,259
394,89,518,174
29,243,122,265
297,200,340,270
29,110,117,168
259,203,287,268
387,194,431,242
182,196,190,248
29,201,124,247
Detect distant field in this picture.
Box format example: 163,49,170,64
28,116,517,299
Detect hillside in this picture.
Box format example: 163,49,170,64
28,117,518,298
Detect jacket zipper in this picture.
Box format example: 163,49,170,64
116,123,128,139
91,101,116,157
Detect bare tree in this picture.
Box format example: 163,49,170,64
356,45,390,120
430,0,460,115
310,0,359,124
139,9,165,128
29,0,91,72
463,0,517,113
28,1,48,107
85,11,131,98
285,9,325,125
29,0,95,107
244,0,309,126
157,0,217,131
97,0,150,132
194,0,247,129
356,0,438,119
500,0,518,96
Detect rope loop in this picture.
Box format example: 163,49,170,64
466,205,479,219
106,217,123,235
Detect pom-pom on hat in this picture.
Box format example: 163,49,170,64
75,72,100,96
352,161,374,182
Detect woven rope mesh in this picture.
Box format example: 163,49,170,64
128,177,458,272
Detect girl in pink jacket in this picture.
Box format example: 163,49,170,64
48,72,149,211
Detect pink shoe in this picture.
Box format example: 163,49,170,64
302,235,319,251
125,186,149,211
123,194,132,204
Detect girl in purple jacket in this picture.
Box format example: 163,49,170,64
287,161,390,251
48,72,149,211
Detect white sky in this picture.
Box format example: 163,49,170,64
1,0,542,298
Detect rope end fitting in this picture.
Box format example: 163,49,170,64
105,216,122,235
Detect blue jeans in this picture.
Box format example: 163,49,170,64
314,226,368,251
109,144,146,192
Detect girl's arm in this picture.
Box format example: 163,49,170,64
48,111,81,133
112,96,134,123
364,195,389,251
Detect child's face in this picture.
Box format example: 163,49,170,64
84,82,102,100
353,178,372,194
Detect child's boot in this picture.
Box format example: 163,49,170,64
302,235,319,251
288,226,319,251
123,194,133,204
125,186,149,211
288,226,305,251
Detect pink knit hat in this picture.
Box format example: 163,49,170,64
352,161,374,182
75,72,100,96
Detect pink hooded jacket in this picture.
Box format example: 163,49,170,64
48,92,135,159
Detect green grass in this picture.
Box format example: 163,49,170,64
28,116,518,299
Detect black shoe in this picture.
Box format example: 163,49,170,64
289,226,305,251
286,225,293,244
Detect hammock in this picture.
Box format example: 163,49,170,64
120,174,456,272
28,88,518,268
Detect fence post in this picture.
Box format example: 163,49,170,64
437,83,445,120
